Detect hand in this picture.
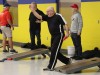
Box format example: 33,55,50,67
63,32,69,41
63,36,68,41
77,32,81,35
11,26,14,30
65,32,69,37
36,20,41,23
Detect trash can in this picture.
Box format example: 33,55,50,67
67,46,75,58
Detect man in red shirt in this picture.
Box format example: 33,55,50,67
0,3,18,53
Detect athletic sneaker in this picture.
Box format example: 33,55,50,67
42,54,46,58
3,50,9,53
43,67,54,71
71,56,83,60
66,58,72,64
10,49,18,53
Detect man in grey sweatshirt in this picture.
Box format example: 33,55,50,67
70,4,83,60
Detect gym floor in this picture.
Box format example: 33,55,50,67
0,46,100,75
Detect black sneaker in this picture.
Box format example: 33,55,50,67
71,56,82,60
71,55,78,59
42,54,46,58
74,57,83,60
10,49,18,53
43,68,54,71
3,50,9,53
74,70,82,73
31,56,35,60
31,45,38,50
66,58,71,65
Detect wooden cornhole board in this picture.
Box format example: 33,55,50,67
7,48,50,60
55,57,100,74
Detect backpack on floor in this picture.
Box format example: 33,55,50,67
82,47,100,59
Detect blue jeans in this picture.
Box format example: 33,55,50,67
71,33,82,57
30,30,41,50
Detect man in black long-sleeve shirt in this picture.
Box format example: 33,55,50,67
29,2,46,58
29,2,44,50
29,6,70,71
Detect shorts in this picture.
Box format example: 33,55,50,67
1,26,12,38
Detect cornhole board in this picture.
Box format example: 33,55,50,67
7,48,50,61
55,57,100,74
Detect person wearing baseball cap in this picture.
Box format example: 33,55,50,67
70,4,78,9
70,4,83,60
4,3,11,7
0,3,18,53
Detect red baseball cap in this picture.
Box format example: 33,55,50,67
70,4,78,9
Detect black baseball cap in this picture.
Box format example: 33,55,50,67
4,3,11,7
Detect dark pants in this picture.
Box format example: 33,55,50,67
30,30,41,50
48,33,69,70
71,33,82,57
